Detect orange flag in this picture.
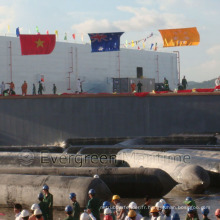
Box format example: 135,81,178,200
159,27,200,47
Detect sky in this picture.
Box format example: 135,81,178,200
0,0,219,82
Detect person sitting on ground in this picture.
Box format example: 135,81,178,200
14,203,22,220
112,195,126,220
69,193,80,220
215,209,220,220
139,195,151,218
186,206,199,220
201,206,210,220
104,208,113,220
150,206,160,220
125,202,142,220
87,189,101,220
29,204,40,220
34,208,44,220
64,205,74,220
38,192,48,220
20,210,29,220
177,83,184,90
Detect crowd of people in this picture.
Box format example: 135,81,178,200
12,184,220,220
0,81,57,96
0,78,85,96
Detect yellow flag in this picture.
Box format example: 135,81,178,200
143,42,145,49
7,25,10,33
131,40,134,47
159,27,200,47
55,30,58,38
81,34,84,42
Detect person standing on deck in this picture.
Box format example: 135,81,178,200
215,76,220,90
182,76,188,90
137,81,143,93
1,81,5,95
38,81,43,95
53,84,57,95
32,84,36,95
21,81,28,96
42,184,53,220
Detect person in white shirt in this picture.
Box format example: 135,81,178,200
1,81,5,95
14,204,22,220
215,76,220,87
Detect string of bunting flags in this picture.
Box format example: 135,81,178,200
9,26,200,55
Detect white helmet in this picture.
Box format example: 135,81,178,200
159,199,166,205
129,202,137,210
21,210,30,217
34,209,42,215
93,174,99,178
31,203,40,210
104,208,112,215
155,202,163,210
80,212,90,220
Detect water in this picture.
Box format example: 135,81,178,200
1,188,219,220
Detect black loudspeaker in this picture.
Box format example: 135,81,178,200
137,67,143,78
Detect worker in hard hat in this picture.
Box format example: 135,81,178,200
162,204,172,220
186,206,199,220
100,201,115,220
104,208,113,220
128,210,136,220
201,206,210,220
171,213,180,220
112,195,126,220
125,202,142,220
150,206,160,220
29,204,40,220
64,205,74,220
215,209,220,220
34,208,44,220
155,202,163,217
38,192,49,220
139,196,151,218
87,189,101,220
183,197,199,219
69,193,80,220
14,203,22,220
20,210,29,220
80,210,96,220
42,184,53,220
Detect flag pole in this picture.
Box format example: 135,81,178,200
173,51,180,84
9,41,13,82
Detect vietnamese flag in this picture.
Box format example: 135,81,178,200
19,34,56,55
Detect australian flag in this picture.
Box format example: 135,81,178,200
88,32,124,52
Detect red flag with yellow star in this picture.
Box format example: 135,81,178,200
19,34,56,55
